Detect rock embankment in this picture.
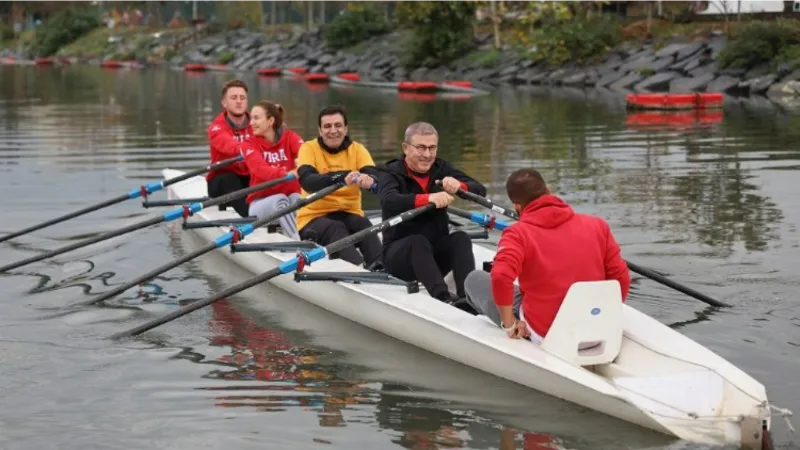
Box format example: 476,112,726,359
173,28,798,105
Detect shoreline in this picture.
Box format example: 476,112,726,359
3,27,798,110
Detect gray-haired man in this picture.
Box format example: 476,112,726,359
376,122,487,305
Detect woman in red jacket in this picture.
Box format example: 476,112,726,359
239,101,304,240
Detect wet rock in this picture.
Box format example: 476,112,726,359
583,69,600,86
546,68,570,84
767,80,800,97
618,55,656,74
706,75,742,93
748,74,778,95
689,62,718,78
745,63,771,80
608,72,644,90
719,67,746,77
197,43,215,55
596,70,626,87
561,71,587,86
514,68,543,84
676,42,706,61
782,69,800,82
669,73,715,93
646,56,676,73
633,71,680,92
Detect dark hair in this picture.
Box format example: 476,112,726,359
506,168,548,207
317,104,348,127
222,79,248,97
254,101,285,133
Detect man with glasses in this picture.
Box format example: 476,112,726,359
377,122,486,306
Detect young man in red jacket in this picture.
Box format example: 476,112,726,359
464,168,631,343
206,79,253,217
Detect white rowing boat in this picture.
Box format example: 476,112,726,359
161,168,778,449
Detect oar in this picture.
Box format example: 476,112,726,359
0,156,243,244
447,205,731,308
0,174,294,274
110,203,436,339
83,182,347,306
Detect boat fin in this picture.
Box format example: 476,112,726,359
540,280,623,366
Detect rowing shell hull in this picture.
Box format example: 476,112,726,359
162,169,772,448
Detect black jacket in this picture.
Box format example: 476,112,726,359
377,156,486,247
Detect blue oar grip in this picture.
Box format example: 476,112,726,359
127,181,166,199
162,203,203,222
278,258,299,274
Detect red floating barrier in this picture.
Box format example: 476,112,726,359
398,81,439,92
626,111,723,128
626,93,724,110
258,68,281,76
287,67,308,75
183,64,207,72
34,57,54,65
304,73,330,83
101,60,122,69
338,73,360,82
442,80,472,89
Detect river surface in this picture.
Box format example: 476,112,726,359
0,65,797,450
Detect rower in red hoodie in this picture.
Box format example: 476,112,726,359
239,101,304,240
464,168,631,343
206,79,253,218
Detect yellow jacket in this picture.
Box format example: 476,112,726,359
295,137,376,231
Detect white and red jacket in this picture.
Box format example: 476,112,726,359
206,111,252,180
240,128,304,204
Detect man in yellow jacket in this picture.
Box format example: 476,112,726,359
295,105,381,268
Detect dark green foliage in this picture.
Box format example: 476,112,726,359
33,7,100,57
323,5,392,50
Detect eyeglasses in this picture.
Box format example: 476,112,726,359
404,142,438,153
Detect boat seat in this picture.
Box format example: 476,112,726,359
540,280,623,367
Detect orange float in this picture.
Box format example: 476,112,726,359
442,80,472,89
337,73,360,82
626,110,723,129
258,68,281,76
183,64,207,72
304,73,330,83
626,93,724,110
397,81,439,92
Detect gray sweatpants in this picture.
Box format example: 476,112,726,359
464,270,522,327
248,192,302,241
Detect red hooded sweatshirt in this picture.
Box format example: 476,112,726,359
240,128,303,204
491,195,631,338
206,111,252,180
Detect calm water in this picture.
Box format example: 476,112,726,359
0,65,798,450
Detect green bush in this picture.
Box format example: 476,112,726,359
323,5,391,50
395,1,477,69
527,15,621,67
33,8,100,57
718,19,800,70
0,25,15,44
217,50,235,65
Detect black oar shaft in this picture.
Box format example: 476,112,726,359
111,266,282,339
0,157,241,245
0,216,164,273
0,175,292,274
0,193,131,244
625,262,729,307
87,182,345,305
84,243,217,306
111,203,435,339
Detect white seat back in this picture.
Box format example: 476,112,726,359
540,280,623,366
